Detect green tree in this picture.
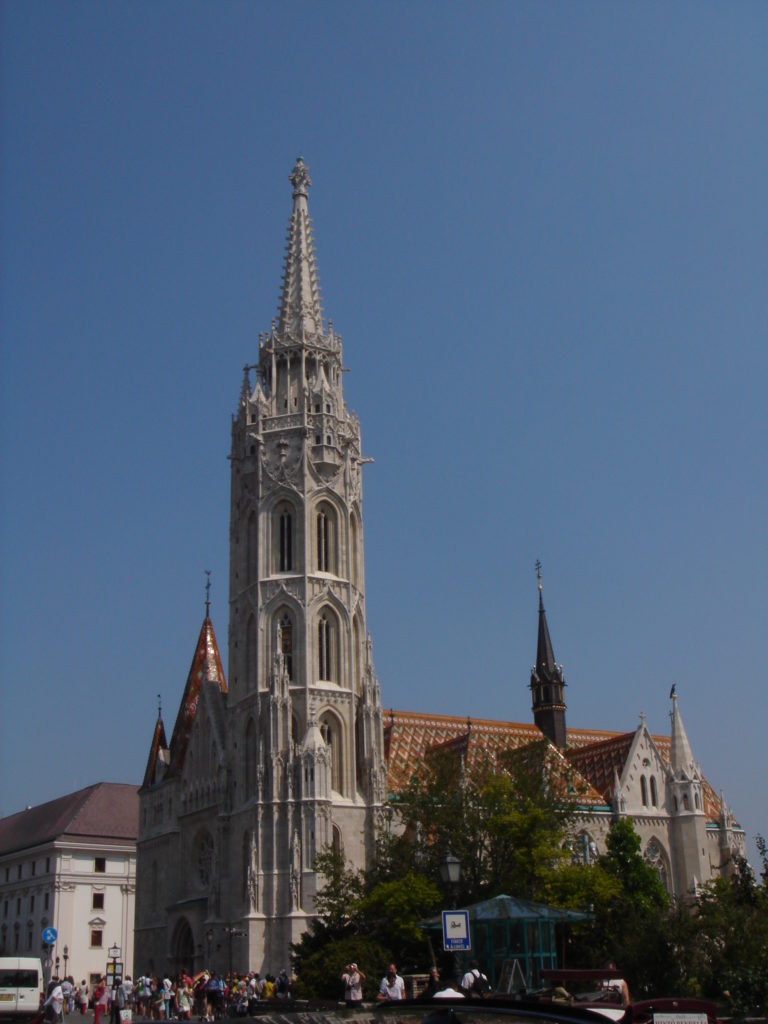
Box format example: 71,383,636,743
291,848,367,988
574,817,674,996
691,844,768,1015
311,847,365,935
292,850,441,996
391,742,579,905
357,872,441,970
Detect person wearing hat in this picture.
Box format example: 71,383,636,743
340,963,366,1007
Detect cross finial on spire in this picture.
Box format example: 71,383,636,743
205,570,212,618
157,693,162,718
289,157,311,198
535,559,543,592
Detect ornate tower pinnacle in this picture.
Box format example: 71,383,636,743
529,562,567,748
277,157,324,339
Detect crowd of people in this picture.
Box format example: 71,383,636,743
40,968,294,1024
41,955,632,1018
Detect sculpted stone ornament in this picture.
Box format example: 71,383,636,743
247,830,259,910
290,829,302,909
290,157,311,198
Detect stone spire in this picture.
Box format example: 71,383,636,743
277,157,323,340
670,692,697,777
529,562,567,749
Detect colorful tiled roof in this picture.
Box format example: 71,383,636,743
384,711,726,824
384,710,607,807
0,783,139,856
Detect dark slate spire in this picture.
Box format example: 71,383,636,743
529,562,567,749
536,580,557,676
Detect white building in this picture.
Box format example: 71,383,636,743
0,784,138,988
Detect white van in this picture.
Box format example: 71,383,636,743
0,958,43,1019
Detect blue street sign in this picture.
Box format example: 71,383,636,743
42,927,57,945
442,910,471,951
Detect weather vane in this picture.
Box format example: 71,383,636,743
205,570,212,617
535,559,543,591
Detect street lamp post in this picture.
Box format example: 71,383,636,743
107,944,121,1020
55,956,60,981
439,851,463,983
63,946,69,978
222,927,245,993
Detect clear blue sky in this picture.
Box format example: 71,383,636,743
2,2,766,867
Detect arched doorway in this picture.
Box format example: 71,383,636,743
171,918,195,974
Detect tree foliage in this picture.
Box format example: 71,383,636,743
385,742,579,905
685,845,768,1014
291,849,441,997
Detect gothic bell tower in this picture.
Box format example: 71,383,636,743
226,159,386,968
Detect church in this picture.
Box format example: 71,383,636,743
134,160,745,976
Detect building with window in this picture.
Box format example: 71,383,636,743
0,784,138,988
135,160,744,978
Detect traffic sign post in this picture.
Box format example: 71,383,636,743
442,910,471,951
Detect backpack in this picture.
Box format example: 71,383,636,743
471,970,491,997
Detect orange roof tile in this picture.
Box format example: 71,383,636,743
385,710,725,823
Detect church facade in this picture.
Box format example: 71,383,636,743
135,161,744,977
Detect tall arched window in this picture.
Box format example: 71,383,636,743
320,713,343,794
641,776,649,807
276,610,294,680
317,510,330,572
275,505,293,572
316,503,337,573
318,616,332,680
650,776,658,806
332,825,342,857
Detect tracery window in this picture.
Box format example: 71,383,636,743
644,838,669,892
